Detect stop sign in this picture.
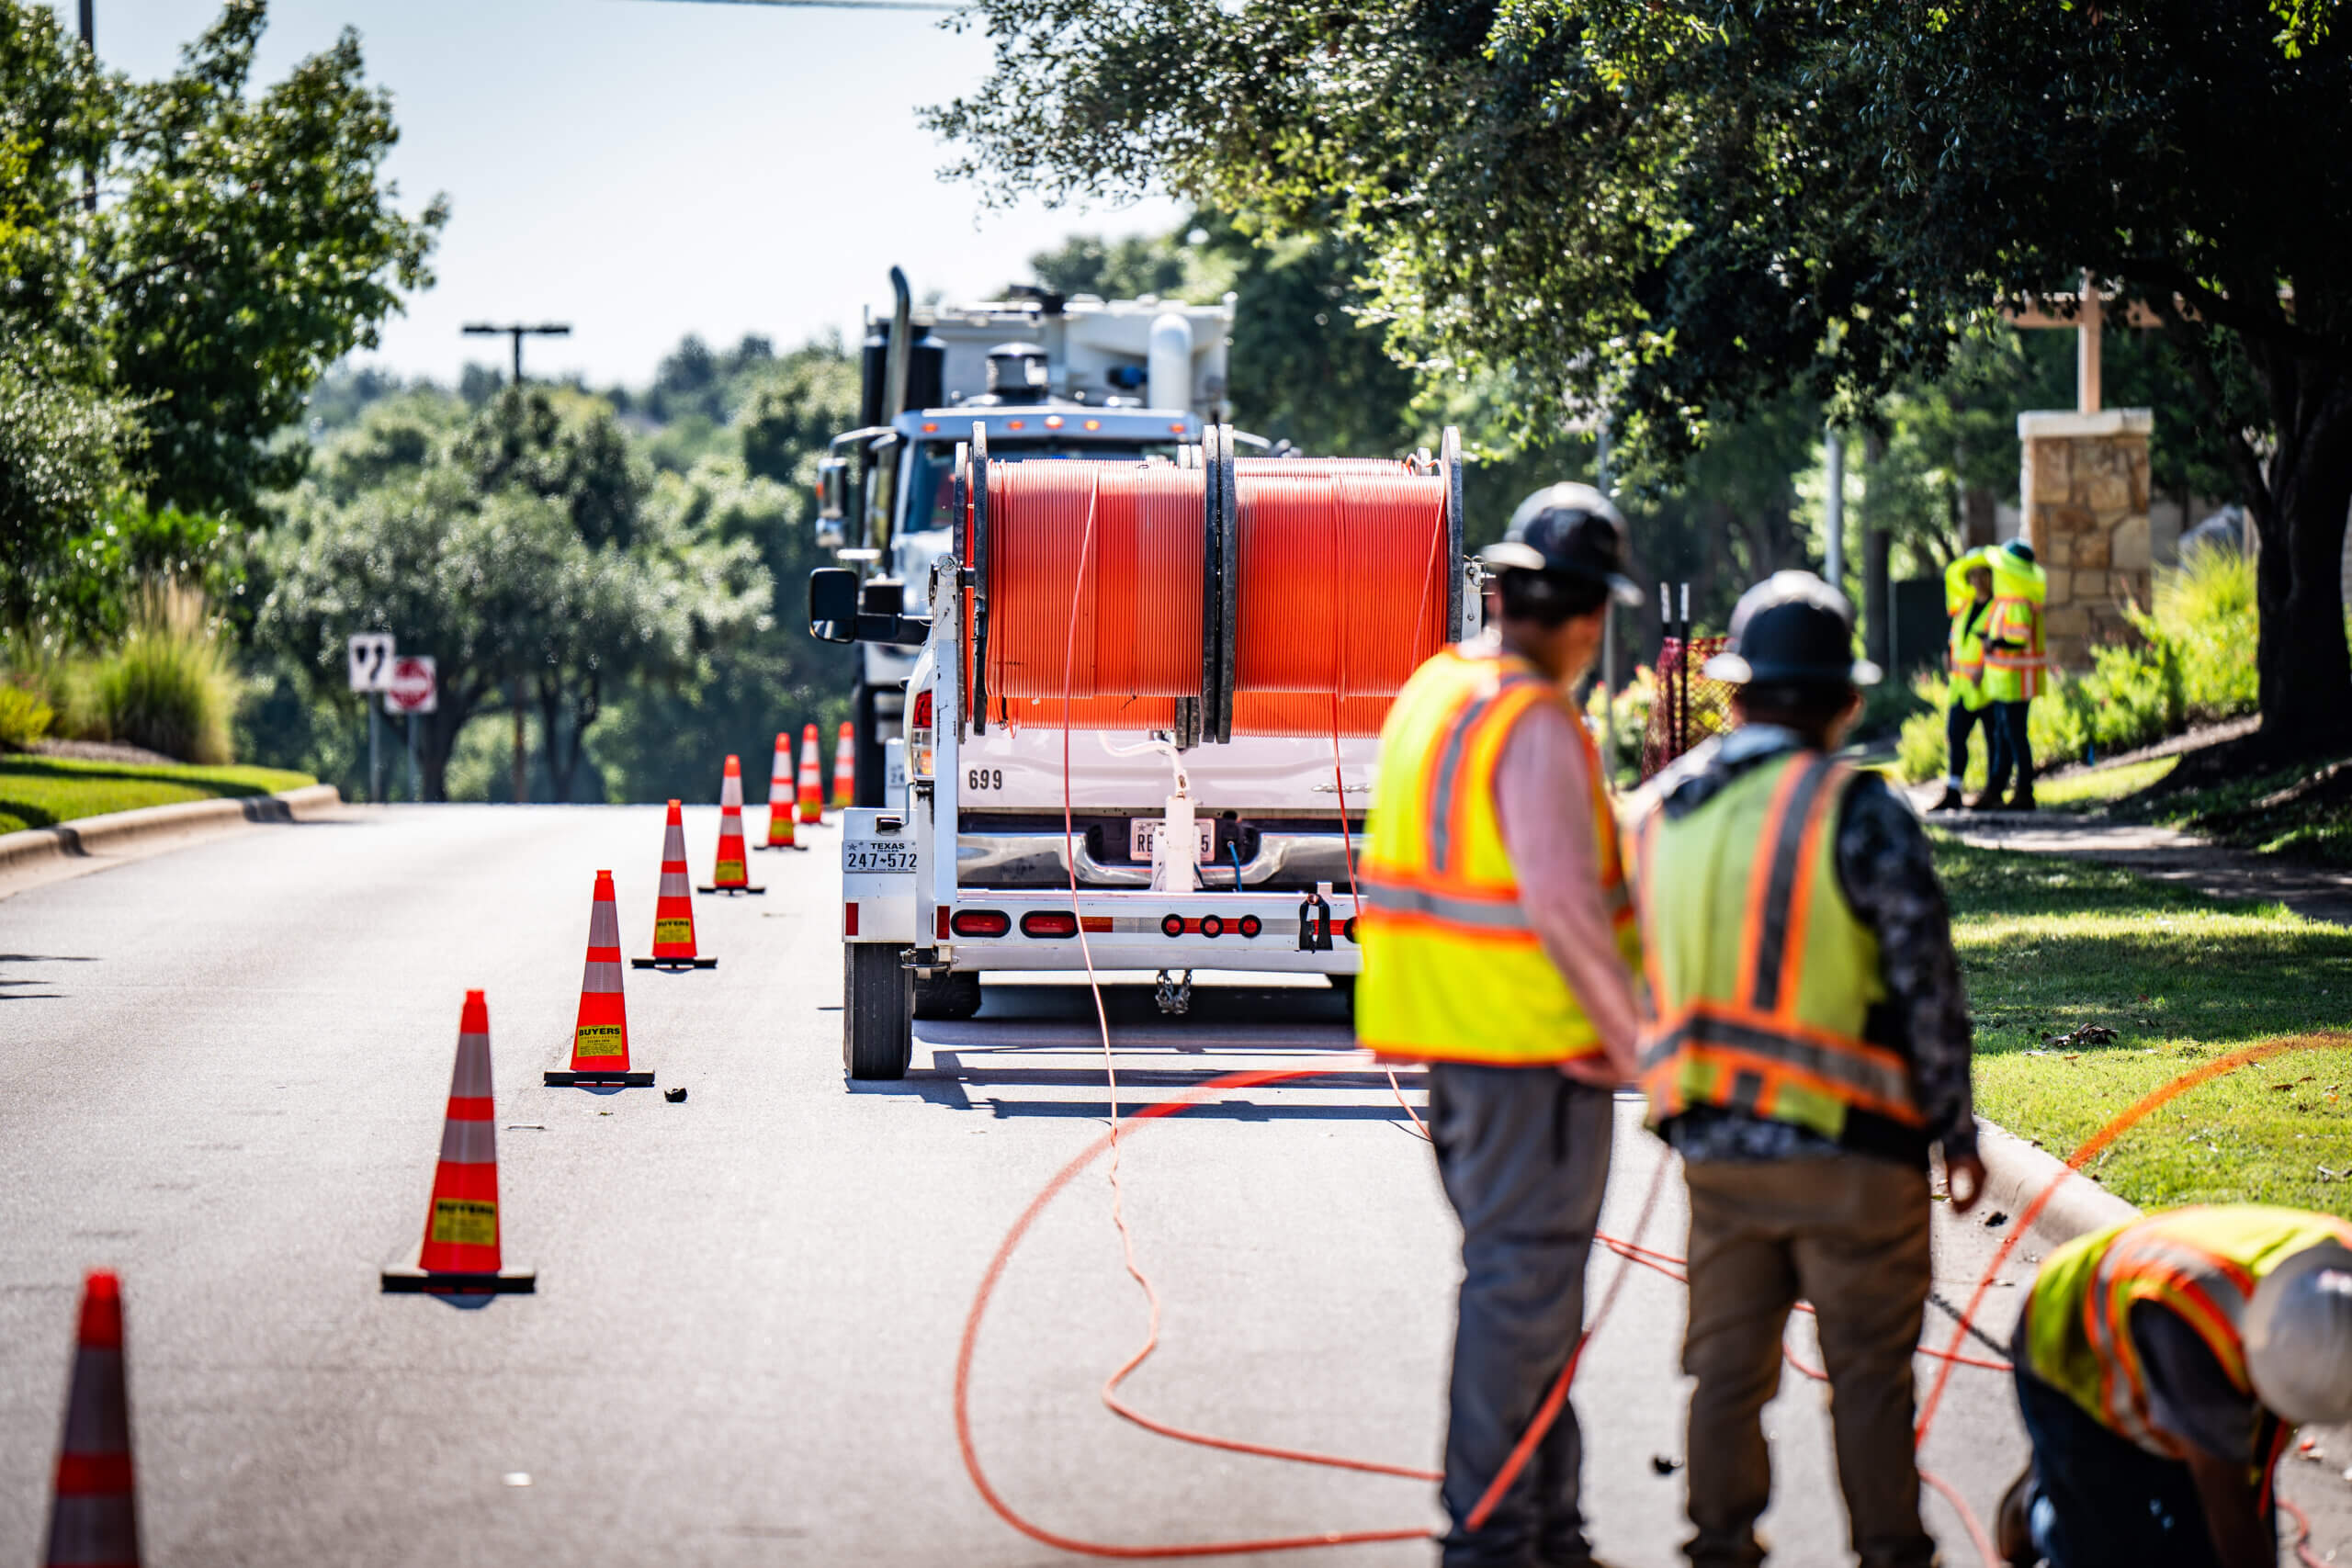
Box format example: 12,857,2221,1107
384,656,437,715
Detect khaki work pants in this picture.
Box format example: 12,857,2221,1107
1680,1156,1936,1568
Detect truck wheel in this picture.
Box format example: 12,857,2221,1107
843,944,912,1080
914,970,983,1021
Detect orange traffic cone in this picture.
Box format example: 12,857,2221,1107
831,721,855,808
44,1270,140,1568
758,731,799,852
546,871,655,1087
632,799,716,970
382,991,534,1293
797,724,823,824
698,755,763,896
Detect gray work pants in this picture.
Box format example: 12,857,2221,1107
1429,1061,1615,1568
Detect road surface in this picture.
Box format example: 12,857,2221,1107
2,804,2346,1564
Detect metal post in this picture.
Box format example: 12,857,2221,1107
77,0,96,214
1825,427,1846,592
407,713,420,803
368,694,381,805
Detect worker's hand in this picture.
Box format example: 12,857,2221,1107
1945,1153,1989,1214
1559,1054,1631,1091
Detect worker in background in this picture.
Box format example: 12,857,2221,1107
1357,483,1645,1568
1633,571,1987,1568
1997,1206,2352,1568
1974,539,2046,810
1928,549,1996,812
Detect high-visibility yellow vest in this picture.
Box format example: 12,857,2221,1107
1634,749,1923,1145
2025,1205,2352,1463
1355,647,1639,1066
1944,552,1993,713
1983,550,2047,703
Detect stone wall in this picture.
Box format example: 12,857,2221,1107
2018,409,2154,671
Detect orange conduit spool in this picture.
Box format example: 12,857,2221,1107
1232,471,1449,700
978,460,1202,731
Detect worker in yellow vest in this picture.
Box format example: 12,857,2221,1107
1928,549,1996,812
1633,572,1987,1568
1358,483,1645,1568
1998,1205,2352,1568
1975,539,2047,810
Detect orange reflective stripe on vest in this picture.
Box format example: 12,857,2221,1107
1636,749,1917,1142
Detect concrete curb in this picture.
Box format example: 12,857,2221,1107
0,783,345,877
1973,1115,2139,1246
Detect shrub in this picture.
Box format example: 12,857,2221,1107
0,682,52,749
85,585,237,763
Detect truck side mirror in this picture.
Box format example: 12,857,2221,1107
808,568,859,643
817,456,848,523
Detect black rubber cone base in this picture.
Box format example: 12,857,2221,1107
631,956,718,970
381,1254,536,1295
753,843,808,852
543,1068,656,1087
695,884,766,896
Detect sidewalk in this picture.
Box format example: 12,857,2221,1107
1929,808,2352,928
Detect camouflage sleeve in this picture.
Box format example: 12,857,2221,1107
1836,775,1979,1163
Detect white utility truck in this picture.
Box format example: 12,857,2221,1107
813,423,1473,1080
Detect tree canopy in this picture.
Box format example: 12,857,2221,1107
933,0,2352,739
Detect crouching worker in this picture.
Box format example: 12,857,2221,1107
1633,571,1987,1568
1357,484,1645,1568
1999,1205,2352,1568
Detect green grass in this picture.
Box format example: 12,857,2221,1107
0,755,314,836
2036,754,2178,811
2140,753,2352,866
1939,832,2352,1217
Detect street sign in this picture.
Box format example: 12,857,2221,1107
384,656,437,715
347,632,396,693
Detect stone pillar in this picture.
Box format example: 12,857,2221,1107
2017,409,2154,671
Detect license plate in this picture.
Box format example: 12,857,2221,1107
1130,818,1216,865
844,843,918,874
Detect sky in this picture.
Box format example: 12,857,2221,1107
67,0,1182,387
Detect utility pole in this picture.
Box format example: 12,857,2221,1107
461,321,572,387
77,0,96,213
1823,426,1846,595
459,322,568,807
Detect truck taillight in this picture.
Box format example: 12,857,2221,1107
1020,910,1078,939
952,910,1011,938
910,687,934,777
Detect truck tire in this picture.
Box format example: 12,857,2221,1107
914,969,983,1021
843,944,912,1080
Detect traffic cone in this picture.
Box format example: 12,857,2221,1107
382,991,534,1293
43,1270,140,1568
832,721,855,808
797,724,824,824
546,871,654,1087
632,800,716,970
697,755,763,896
758,731,799,852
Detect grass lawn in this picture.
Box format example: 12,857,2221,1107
1939,832,2352,1218
2038,754,2177,811
0,754,315,836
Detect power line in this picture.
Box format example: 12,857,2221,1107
628,0,966,12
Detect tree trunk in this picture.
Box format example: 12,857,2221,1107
419,696,478,804
2253,389,2352,748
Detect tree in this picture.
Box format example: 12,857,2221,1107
931,0,2352,746
96,1,443,517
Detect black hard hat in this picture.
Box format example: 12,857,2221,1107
2004,538,2038,565
1482,483,1642,607
1703,571,1883,687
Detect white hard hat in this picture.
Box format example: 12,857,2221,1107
2245,1239,2352,1426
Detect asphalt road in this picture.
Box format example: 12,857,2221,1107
3,804,2346,1565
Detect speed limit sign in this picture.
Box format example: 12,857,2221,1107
347,632,395,693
